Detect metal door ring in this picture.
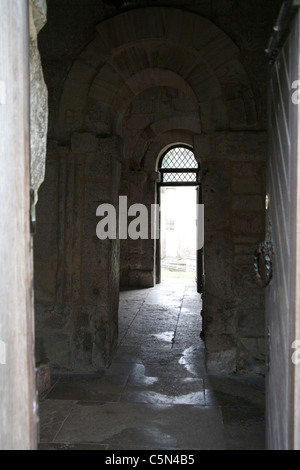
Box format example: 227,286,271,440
254,241,273,288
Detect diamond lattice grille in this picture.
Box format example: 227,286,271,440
160,147,198,184
160,147,198,169
163,172,197,183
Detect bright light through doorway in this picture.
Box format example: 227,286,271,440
160,186,197,280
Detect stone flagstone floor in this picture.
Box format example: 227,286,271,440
38,278,265,450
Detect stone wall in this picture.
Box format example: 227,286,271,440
0,0,41,449
29,0,48,199
201,131,266,374
119,170,157,288
34,133,121,371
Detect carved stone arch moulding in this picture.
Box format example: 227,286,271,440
55,7,255,141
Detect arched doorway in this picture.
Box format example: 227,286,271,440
157,146,203,294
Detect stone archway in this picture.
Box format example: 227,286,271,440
35,6,265,375
54,7,255,140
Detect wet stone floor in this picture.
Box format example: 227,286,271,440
38,279,265,451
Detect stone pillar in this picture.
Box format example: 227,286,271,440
34,134,122,371
0,0,37,450
78,134,121,369
201,131,266,375
119,171,157,288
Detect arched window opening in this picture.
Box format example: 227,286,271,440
159,146,199,185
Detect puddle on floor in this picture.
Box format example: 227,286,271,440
151,331,175,343
123,390,205,405
179,346,202,375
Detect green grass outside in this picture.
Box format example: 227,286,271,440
161,269,195,279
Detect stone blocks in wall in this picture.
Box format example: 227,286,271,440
119,171,156,288
202,131,267,375
127,270,154,288
37,362,51,395
34,149,60,304
214,131,267,161
34,134,122,372
71,131,99,153
205,342,238,376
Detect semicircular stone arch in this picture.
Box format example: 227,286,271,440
55,6,256,141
